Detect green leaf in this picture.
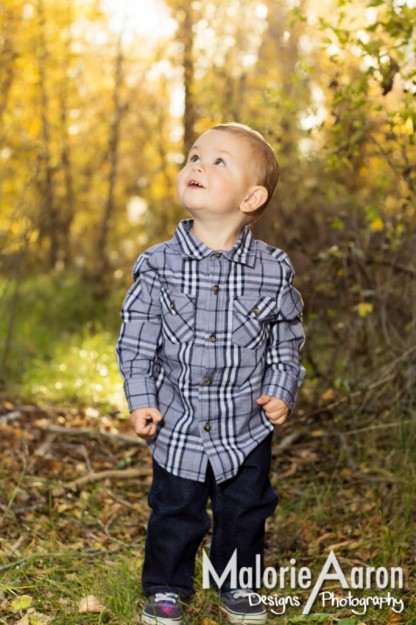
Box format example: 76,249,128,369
330,216,345,230
337,619,359,625
10,595,33,613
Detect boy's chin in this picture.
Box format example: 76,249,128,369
183,206,204,218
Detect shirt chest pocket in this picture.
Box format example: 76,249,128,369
160,288,195,343
232,296,276,349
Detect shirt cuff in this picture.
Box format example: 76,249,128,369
262,367,305,413
123,379,158,412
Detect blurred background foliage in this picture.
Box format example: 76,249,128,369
0,0,415,416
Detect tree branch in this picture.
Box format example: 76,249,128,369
51,466,150,497
36,424,145,447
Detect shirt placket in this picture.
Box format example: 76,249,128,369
199,251,224,437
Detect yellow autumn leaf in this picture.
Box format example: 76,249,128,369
321,388,336,402
369,216,384,231
404,116,414,135
357,302,373,317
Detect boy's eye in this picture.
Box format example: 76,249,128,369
189,154,200,163
214,158,225,167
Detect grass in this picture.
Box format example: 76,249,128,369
19,325,125,409
1,553,139,624
1,407,415,625
0,272,125,410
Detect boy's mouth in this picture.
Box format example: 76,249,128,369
188,179,205,188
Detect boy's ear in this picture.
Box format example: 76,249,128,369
240,186,268,215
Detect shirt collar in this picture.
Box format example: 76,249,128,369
173,219,256,267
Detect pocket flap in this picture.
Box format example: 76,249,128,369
233,296,276,321
160,288,194,316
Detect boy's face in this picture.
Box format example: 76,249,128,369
176,129,260,221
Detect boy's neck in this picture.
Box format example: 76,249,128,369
190,218,247,251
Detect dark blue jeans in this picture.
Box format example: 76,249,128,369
142,434,278,598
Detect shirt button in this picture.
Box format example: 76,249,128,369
204,378,212,386
209,334,216,343
211,285,219,293
214,253,222,259
170,302,175,310
204,423,211,432
252,306,260,315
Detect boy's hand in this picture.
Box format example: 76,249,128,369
130,407,164,440
256,395,289,426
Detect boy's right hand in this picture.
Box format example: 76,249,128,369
130,408,164,441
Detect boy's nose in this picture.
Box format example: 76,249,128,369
192,162,203,172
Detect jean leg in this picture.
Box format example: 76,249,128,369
209,434,278,590
142,460,211,598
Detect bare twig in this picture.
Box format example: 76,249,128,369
0,411,22,424
276,430,303,451
369,134,416,195
51,466,150,496
36,424,145,447
306,346,416,420
103,487,140,511
345,418,414,436
102,512,139,548
367,257,416,278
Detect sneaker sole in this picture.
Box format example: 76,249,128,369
220,605,268,624
142,613,183,625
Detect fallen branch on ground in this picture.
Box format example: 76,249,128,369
0,411,22,424
36,424,145,446
51,466,150,497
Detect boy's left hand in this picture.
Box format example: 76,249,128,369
256,395,289,425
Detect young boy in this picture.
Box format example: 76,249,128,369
116,123,305,625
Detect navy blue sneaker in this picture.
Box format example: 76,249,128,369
220,589,267,624
142,592,182,625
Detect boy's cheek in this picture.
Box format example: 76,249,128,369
176,170,187,192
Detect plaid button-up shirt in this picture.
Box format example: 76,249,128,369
117,219,305,483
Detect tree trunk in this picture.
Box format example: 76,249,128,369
37,0,59,268
58,0,75,268
94,30,125,289
180,5,196,156
0,2,20,127
166,1,197,155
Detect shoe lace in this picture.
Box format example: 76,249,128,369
154,592,179,604
230,589,254,599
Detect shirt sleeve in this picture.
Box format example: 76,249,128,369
261,258,306,412
116,254,162,412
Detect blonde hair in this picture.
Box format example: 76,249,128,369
211,122,279,221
